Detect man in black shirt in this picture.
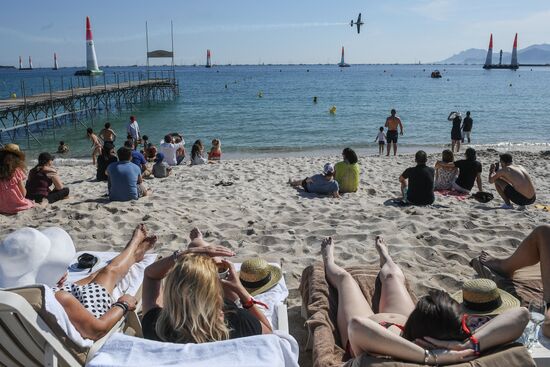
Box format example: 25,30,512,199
399,150,435,205
447,147,483,193
462,111,473,143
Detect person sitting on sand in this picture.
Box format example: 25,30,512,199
474,225,550,337
334,147,360,193
208,139,222,162
86,128,102,166
124,140,150,177
320,235,528,364
57,141,69,154
440,148,482,194
152,152,172,178
399,150,434,205
434,150,458,191
488,153,536,209
159,134,185,166
289,163,340,198
26,152,70,204
173,134,186,164
190,140,208,166
141,228,271,343
107,147,149,201
141,135,157,161
96,142,118,182
0,144,35,215
99,122,117,144
0,224,156,341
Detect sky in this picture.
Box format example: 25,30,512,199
1,0,550,67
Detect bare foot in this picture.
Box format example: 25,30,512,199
375,236,391,268
321,237,334,264
135,235,158,262
128,224,147,248
189,227,202,241
479,251,510,277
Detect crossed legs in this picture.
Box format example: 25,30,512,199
76,224,157,294
321,236,415,350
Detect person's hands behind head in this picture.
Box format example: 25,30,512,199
117,294,137,311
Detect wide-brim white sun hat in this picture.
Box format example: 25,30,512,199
0,227,76,288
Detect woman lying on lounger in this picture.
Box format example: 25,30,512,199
141,228,272,344
321,236,529,365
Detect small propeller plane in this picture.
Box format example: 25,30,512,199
350,13,364,34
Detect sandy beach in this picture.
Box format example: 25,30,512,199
1,149,549,365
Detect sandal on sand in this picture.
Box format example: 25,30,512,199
215,180,234,187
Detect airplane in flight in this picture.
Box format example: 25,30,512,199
350,13,364,34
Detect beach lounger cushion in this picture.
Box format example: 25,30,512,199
300,262,535,367
470,257,543,307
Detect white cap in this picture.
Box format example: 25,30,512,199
0,227,76,288
323,163,335,175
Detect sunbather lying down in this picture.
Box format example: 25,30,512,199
321,236,529,365
474,224,550,338
0,224,157,341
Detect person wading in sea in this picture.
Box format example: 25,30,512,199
385,109,404,156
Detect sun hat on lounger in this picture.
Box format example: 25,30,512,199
451,278,520,315
0,227,76,288
239,258,282,296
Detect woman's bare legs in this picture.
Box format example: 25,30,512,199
76,224,158,293
376,236,416,316
321,237,374,349
480,225,550,301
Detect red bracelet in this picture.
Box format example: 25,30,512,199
242,297,269,310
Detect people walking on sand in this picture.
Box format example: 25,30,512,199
26,152,70,204
208,139,222,162
399,150,435,205
126,116,141,143
107,146,149,201
448,112,462,153
474,225,550,337
99,122,117,144
320,235,528,364
334,148,360,193
289,163,340,198
489,153,536,209
462,111,473,144
385,109,404,156
434,150,458,191
374,127,386,156
190,140,208,166
0,144,35,215
87,128,102,166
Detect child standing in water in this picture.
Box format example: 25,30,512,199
208,139,222,162
86,128,102,165
374,127,386,156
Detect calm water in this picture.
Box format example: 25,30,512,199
1,64,549,159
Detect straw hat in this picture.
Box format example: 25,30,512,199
451,279,520,315
239,258,282,296
0,143,25,161
0,227,76,288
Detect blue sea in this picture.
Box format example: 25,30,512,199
1,64,549,159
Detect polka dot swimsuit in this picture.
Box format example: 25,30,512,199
54,282,113,318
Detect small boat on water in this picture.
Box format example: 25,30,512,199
431,70,442,78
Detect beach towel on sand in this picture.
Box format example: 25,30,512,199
435,189,469,201
300,262,534,367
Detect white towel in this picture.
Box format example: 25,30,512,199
43,251,155,347
87,331,299,367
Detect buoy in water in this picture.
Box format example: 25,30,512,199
313,96,318,103
329,106,336,114
258,91,263,98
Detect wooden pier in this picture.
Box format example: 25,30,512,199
0,73,179,147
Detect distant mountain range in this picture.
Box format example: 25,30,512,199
437,44,550,64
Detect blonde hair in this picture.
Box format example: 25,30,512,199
155,254,230,343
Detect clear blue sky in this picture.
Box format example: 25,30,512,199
1,0,549,67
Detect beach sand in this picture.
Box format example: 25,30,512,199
1,149,549,366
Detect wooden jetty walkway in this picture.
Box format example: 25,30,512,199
0,75,178,147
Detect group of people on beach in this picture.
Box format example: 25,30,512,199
399,148,536,208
